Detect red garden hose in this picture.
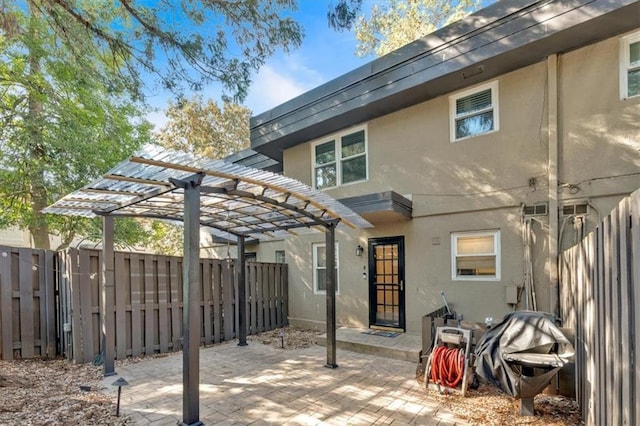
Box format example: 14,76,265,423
430,346,465,388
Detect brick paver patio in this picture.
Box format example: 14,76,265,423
101,341,470,425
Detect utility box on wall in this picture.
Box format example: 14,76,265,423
505,285,519,305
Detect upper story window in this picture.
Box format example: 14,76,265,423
450,81,499,142
451,230,500,281
313,127,367,189
621,32,640,99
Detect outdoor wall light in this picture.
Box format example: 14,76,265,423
355,244,364,257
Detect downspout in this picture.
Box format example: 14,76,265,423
547,54,560,318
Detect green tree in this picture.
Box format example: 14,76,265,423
151,97,251,256
22,0,304,102
0,5,152,249
0,0,304,249
337,0,482,57
156,97,250,158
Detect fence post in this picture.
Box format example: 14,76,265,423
0,246,13,360
43,250,57,358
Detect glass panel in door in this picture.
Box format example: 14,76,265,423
368,236,405,330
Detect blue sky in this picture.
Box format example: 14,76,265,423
146,1,375,128
145,1,497,128
243,2,375,115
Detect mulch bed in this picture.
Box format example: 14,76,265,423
0,358,131,425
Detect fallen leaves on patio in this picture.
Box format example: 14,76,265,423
420,380,581,425
0,358,131,425
246,325,323,349
0,326,580,426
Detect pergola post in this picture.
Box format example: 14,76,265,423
237,236,247,346
325,221,338,368
101,215,116,376
177,175,203,426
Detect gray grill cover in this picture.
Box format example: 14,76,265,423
474,311,574,398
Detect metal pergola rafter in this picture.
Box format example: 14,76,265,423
44,144,371,426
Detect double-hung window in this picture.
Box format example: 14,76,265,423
451,230,500,280
313,128,367,189
450,81,499,142
621,32,640,99
313,243,339,294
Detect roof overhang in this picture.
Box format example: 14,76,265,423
223,148,282,173
250,0,640,162
44,145,371,241
339,191,412,223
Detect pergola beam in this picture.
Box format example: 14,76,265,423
129,155,357,229
97,183,180,215
199,185,327,230
104,212,246,239
228,188,327,227
104,174,172,187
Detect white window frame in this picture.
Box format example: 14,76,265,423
449,81,499,142
451,230,501,281
312,242,339,294
312,125,368,190
620,31,640,99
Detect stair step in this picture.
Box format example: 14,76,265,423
316,329,421,363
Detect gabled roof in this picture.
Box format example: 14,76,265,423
250,0,640,162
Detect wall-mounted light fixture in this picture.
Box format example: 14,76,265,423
355,244,364,257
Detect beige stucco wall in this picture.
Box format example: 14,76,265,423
557,30,640,249
0,227,32,247
286,211,543,332
282,31,640,332
205,239,285,262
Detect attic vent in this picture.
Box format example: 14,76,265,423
523,203,548,216
562,203,588,215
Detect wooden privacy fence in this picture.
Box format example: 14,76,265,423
0,246,288,362
0,246,57,360
560,189,639,426
61,249,288,364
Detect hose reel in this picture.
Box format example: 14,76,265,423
424,326,472,396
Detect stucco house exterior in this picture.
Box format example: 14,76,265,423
232,0,640,333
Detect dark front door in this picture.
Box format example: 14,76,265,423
368,236,405,330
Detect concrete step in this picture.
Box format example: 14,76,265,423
317,327,422,363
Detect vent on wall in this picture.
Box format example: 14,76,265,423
562,203,588,215
523,203,548,216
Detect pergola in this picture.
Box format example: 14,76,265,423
44,144,371,426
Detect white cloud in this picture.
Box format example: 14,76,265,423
245,65,314,114
146,109,169,131
144,48,361,127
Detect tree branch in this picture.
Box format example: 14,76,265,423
119,0,185,49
